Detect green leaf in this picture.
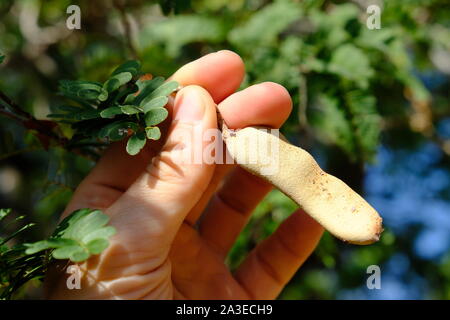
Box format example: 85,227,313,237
346,90,381,161
328,44,374,88
98,88,109,101
111,60,141,77
81,226,116,244
76,109,100,120
86,239,110,255
100,106,122,119
132,77,165,106
62,209,109,240
56,92,93,109
0,208,11,221
140,81,179,107
228,1,302,51
78,90,100,100
142,96,169,113
126,76,165,105
310,4,359,49
103,72,133,93
26,208,117,262
145,107,169,126
24,238,77,255
59,80,104,101
0,55,4,64
1,222,35,246
121,105,142,115
126,132,147,156
112,84,139,105
53,246,89,262
145,127,161,140
99,121,139,141
57,105,84,112
52,208,91,238
310,94,355,159
140,16,226,57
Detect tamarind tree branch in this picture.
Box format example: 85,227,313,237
0,89,63,145
0,91,33,120
0,89,100,161
0,108,25,123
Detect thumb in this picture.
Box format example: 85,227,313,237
108,85,217,247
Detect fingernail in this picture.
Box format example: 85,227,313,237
174,87,205,122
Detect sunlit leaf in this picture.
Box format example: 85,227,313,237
25,209,116,263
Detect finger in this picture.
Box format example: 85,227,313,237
184,82,292,226
234,209,324,299
63,51,245,215
217,81,293,129
196,167,272,250
184,164,232,226
108,85,217,250
198,82,293,253
170,50,245,103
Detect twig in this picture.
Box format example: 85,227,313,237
0,90,62,144
0,108,26,123
0,90,97,161
0,91,32,120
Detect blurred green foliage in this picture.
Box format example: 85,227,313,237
0,0,449,299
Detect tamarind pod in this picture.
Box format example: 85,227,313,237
222,125,383,245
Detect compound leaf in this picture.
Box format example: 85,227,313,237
25,209,116,263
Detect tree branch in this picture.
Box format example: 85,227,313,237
0,89,99,161
0,90,63,146
0,91,33,120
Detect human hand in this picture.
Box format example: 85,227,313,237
46,50,324,300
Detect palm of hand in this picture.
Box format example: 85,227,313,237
47,51,323,300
